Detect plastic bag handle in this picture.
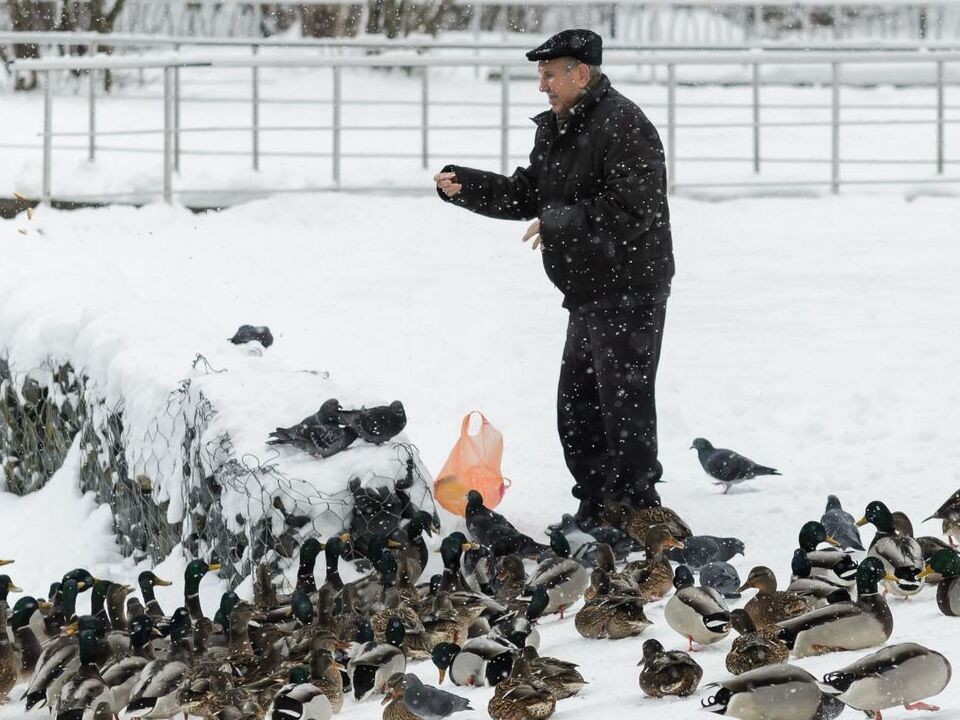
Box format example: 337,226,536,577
460,411,489,438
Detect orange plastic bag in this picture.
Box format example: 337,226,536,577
433,411,511,517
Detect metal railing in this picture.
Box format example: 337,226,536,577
9,48,960,203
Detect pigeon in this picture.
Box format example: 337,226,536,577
666,535,745,570
820,495,865,551
690,438,781,493
267,410,357,458
544,514,597,559
925,489,960,546
393,673,471,720
228,324,274,348
319,399,407,445
465,490,547,558
699,562,743,599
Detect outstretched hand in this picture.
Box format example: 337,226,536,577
434,171,462,197
522,219,542,250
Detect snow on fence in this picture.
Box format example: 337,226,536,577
0,350,439,585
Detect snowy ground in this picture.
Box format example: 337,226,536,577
2,189,960,718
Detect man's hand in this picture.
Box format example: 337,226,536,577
434,171,462,197
521,219,542,250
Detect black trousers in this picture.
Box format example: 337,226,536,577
557,299,667,510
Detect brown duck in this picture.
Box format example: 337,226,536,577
574,570,650,640
738,566,813,627
603,502,692,546
725,608,789,675
623,526,685,601
488,649,556,720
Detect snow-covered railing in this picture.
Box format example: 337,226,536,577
10,47,960,202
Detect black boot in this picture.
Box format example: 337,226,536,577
571,486,600,530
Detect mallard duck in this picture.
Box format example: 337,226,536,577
465,490,547,558
664,565,730,651
23,578,83,710
306,647,345,712
603,502,693,546
123,607,194,719
348,616,406,700
574,570,650,640
265,666,332,720
56,628,115,720
796,521,857,589
487,649,555,720
924,488,960,547
0,602,16,703
588,543,637,597
100,615,160,709
702,664,844,720
726,609,789,675
399,511,439,583
382,676,418,720
371,587,428,660
9,596,49,680
858,501,924,597
137,572,172,619
916,535,953,584
638,638,702,697
515,645,585,700
819,643,951,719
621,526,684,602
738,566,813,627
431,638,514,687
925,549,960,615
436,533,477,594
775,556,892,658
488,588,548,651
522,530,588,619
786,550,851,606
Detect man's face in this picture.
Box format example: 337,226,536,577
538,58,590,115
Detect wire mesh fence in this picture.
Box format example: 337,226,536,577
0,350,438,587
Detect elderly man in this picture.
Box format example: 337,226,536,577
434,29,675,526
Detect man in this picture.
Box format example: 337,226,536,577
434,29,675,525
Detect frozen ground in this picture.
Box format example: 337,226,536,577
2,190,960,718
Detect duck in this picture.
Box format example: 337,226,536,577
431,639,514,687
796,521,857,589
381,674,418,720
588,543,638,597
515,645,585,700
138,572,173,618
665,535,745,570
858,501,924,597
574,570,650,640
0,603,16,703
100,614,160,709
348,616,406,700
306,647,345,713
725,609,789,676
786,549,852,605
925,549,960,615
522,529,588,619
603,502,692,546
436,533,476,594
182,559,221,624
701,664,844,720
465,490,547,558
265,666,332,720
637,638,702,697
55,628,115,720
23,578,84,711
123,607,194,719
486,648,555,720
737,566,813,627
775,556,892,658
493,556,528,606
622,526,684,601
8,596,50,680
664,565,731,651
488,588,548,651
924,488,960,547
819,643,951,719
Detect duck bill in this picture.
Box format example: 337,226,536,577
855,517,868,527
665,538,685,550
7,583,22,593
462,542,480,552
207,563,222,572
735,581,751,593
438,668,446,684
824,535,841,547
62,621,80,636
919,565,934,580
0,559,13,567
884,573,899,583
339,532,352,542
386,540,403,549
153,577,173,587
37,599,53,612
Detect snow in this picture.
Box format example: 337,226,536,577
1,188,960,719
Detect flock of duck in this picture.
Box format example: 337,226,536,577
3,487,960,720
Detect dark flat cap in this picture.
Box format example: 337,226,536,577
525,29,602,65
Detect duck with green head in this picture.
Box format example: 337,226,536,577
100,614,160,710
925,549,960,616
858,501,925,598
23,578,83,710
266,665,333,720
776,556,893,658
56,628,115,720
10,596,48,679
183,559,221,623
123,606,193,719
796,521,857,589
348,616,406,701
138,571,173,618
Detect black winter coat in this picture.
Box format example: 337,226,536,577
437,75,675,309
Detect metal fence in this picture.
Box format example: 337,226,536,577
8,45,960,202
